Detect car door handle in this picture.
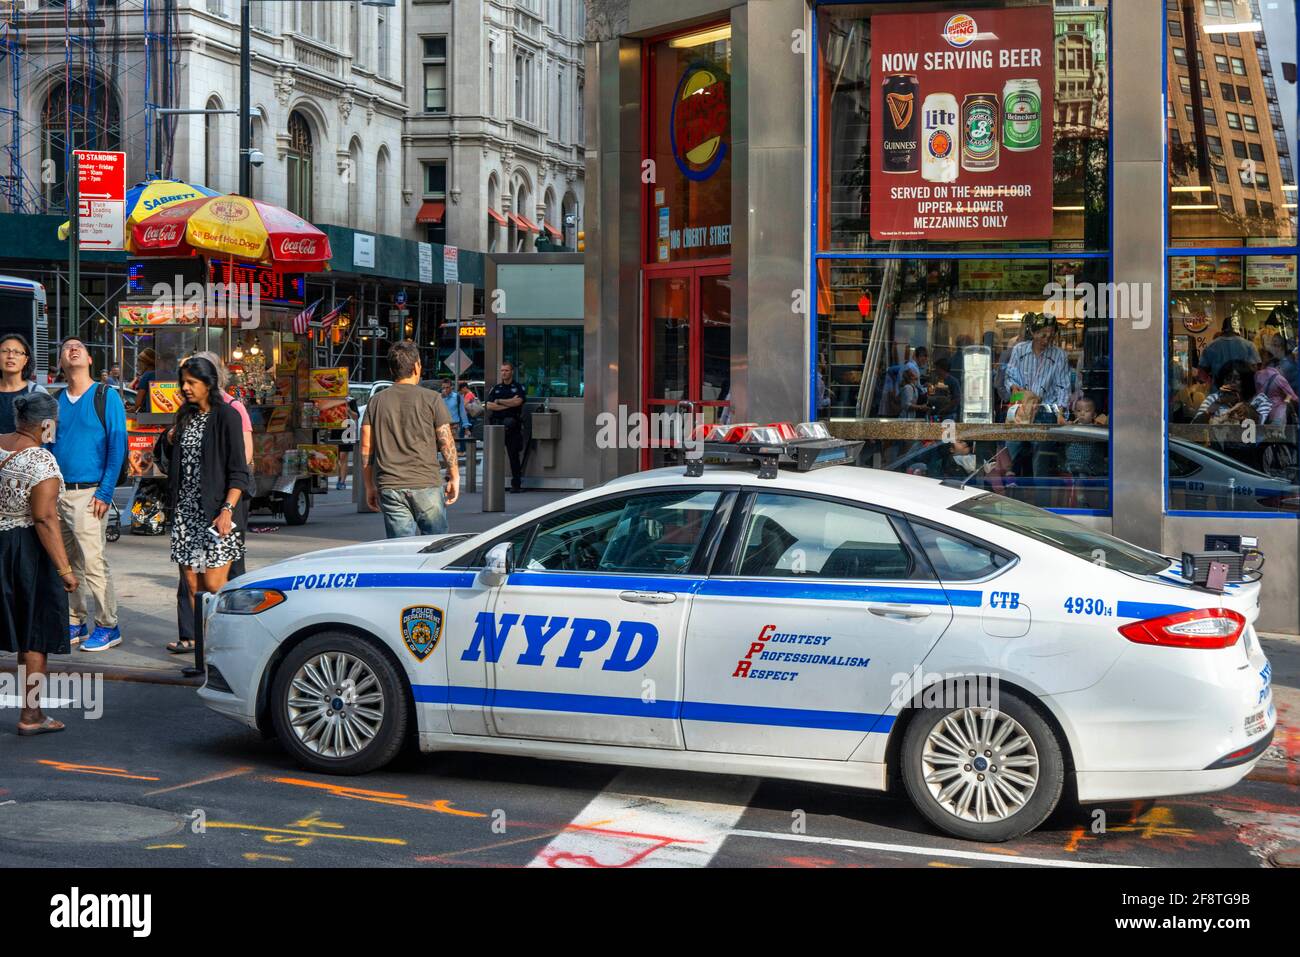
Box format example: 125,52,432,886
619,590,677,605
867,603,932,620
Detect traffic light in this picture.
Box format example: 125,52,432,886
577,230,585,252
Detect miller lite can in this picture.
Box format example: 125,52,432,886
961,93,999,172
921,92,959,184
881,74,920,174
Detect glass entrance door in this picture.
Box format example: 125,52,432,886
644,266,731,468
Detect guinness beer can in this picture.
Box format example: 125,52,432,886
961,93,999,172
881,74,920,174
1003,79,1042,152
921,92,959,184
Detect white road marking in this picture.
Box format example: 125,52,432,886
729,829,1138,868
528,769,758,868
0,695,75,708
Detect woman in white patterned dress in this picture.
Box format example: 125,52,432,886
0,391,79,735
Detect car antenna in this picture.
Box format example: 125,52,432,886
943,443,1011,490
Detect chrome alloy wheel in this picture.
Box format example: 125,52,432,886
286,652,385,758
921,707,1040,823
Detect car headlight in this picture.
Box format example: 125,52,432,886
216,588,286,615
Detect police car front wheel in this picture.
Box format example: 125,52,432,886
271,633,409,775
900,690,1065,842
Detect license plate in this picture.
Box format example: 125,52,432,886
1245,708,1269,736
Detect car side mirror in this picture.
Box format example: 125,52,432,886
480,541,514,586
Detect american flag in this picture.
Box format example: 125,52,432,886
292,299,320,334
318,297,351,329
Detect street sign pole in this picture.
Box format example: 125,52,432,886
449,281,463,396
67,149,79,346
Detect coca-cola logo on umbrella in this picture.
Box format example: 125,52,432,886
141,223,182,244
278,237,320,258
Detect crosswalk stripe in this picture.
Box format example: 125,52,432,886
0,694,75,708
528,769,758,868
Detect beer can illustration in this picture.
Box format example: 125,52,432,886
881,74,920,174
1002,79,1042,152
921,92,959,184
961,93,999,172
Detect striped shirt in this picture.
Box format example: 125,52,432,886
1003,341,1072,407
1196,390,1272,421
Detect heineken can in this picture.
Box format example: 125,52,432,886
961,93,999,172
1002,79,1041,152
881,74,920,173
921,92,959,184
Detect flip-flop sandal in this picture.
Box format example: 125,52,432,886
17,717,65,736
166,640,196,655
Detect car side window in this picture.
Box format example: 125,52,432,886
910,523,1010,581
519,490,722,575
736,493,913,580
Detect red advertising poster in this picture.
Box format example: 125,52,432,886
871,9,1054,241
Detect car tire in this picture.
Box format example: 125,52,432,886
270,633,409,775
282,484,311,526
900,687,1065,842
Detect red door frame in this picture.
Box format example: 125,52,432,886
640,22,733,469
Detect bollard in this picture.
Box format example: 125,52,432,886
464,436,478,494
483,424,505,513
181,591,207,679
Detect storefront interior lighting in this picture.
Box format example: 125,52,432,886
1171,204,1219,210
1202,22,1260,35
1052,206,1084,211
668,25,731,48
231,345,244,360
1171,185,1212,192
997,311,1024,323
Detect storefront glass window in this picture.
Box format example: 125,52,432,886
1166,256,1298,514
1165,1,1297,247
502,324,583,398
816,1,1110,253
646,27,732,264
818,257,1111,513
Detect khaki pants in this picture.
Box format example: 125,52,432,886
57,486,118,629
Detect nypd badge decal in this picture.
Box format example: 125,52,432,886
401,605,445,662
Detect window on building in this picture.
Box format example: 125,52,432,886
1179,75,1192,94
557,65,566,141
1232,140,1248,159
1253,171,1270,190
204,95,222,191
1185,103,1194,122
423,37,447,113
1210,31,1225,45
576,78,584,144
423,160,447,245
1248,142,1264,162
377,11,389,76
1220,82,1236,101
286,111,313,221
1236,85,1252,104
376,148,389,234
1213,164,1229,184
41,75,122,212
1203,107,1218,126
1218,193,1234,212
501,324,584,399
207,0,227,17
1225,31,1240,47
1242,113,1258,133
1226,112,1241,130
1168,19,1182,37
1173,47,1188,66
1207,134,1223,156
1230,57,1246,75
1215,53,1230,72
1245,198,1260,217
487,39,497,115
514,47,536,123
1199,78,1211,96
250,0,273,31
1261,202,1275,220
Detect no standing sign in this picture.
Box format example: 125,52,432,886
74,149,127,250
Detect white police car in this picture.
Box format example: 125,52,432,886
199,426,1275,841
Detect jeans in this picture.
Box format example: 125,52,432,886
379,486,448,539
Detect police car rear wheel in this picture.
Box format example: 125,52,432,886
271,634,408,774
901,691,1064,842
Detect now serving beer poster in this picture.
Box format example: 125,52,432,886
870,8,1055,241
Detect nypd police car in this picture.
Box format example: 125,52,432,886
199,425,1275,842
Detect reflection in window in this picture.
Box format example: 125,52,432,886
738,494,914,581
501,325,583,398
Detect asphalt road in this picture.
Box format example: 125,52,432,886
1,653,1296,869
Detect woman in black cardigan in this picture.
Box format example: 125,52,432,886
155,356,250,653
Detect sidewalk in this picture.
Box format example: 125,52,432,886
0,482,567,682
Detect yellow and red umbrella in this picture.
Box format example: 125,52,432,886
129,194,333,272
56,178,221,241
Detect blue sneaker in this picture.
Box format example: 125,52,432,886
68,622,88,646
81,626,122,653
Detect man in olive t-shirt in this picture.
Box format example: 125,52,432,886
361,340,460,538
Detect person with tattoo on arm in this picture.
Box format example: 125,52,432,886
360,340,459,538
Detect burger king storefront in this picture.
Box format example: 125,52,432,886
582,0,1299,632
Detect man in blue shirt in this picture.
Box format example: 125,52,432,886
436,378,472,443
50,338,127,652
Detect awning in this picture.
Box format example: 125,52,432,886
513,213,541,233
416,200,446,224
544,222,562,240
487,208,508,227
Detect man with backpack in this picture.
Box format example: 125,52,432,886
50,337,127,652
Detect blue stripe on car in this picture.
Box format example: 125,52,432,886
413,683,894,733
1116,600,1193,620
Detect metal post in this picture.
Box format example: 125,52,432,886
464,435,477,493
67,150,79,341
483,424,505,512
238,0,252,197
181,591,206,678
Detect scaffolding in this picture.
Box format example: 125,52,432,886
0,0,178,216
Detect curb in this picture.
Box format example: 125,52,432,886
0,660,203,688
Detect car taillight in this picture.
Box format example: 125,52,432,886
1118,608,1245,649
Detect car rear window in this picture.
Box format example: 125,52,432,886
951,493,1168,576
911,523,1010,581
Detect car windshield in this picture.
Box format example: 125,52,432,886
951,493,1169,575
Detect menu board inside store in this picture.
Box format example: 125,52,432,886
871,9,1054,241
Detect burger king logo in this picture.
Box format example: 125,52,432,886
942,14,977,48
209,198,251,223
670,62,729,182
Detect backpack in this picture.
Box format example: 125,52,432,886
87,383,129,488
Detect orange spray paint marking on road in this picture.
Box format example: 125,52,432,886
144,766,252,796
269,776,486,818
204,821,407,846
243,852,293,863
37,759,160,781
146,844,186,850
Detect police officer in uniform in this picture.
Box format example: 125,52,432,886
486,362,527,492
